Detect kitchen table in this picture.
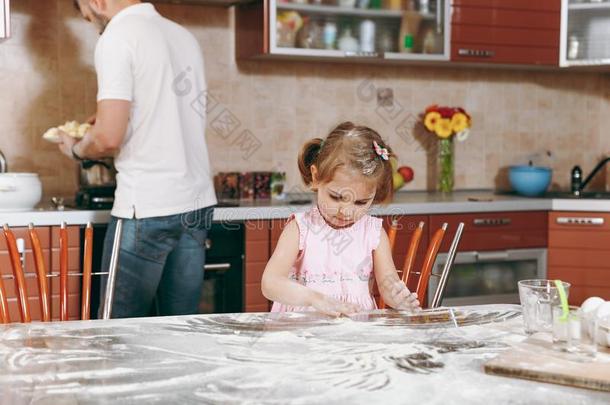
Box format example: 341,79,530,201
0,305,609,404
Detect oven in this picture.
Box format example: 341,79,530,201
198,222,244,314
428,248,547,306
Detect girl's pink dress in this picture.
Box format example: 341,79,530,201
271,205,382,312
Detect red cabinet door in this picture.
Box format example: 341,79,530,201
451,0,561,66
548,212,610,305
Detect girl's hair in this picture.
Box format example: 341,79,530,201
298,122,394,203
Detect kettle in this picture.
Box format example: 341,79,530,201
78,158,116,188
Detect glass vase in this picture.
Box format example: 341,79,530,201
438,137,454,193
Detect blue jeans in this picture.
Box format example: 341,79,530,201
99,207,214,318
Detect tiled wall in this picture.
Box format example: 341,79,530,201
1,1,609,199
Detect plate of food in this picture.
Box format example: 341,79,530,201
42,121,91,143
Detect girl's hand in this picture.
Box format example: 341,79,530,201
389,280,421,312
310,292,361,317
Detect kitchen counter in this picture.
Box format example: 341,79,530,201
0,305,608,404
1,190,609,226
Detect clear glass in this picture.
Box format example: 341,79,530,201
443,260,538,298
518,279,571,335
553,307,610,358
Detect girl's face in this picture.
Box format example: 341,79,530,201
312,166,376,228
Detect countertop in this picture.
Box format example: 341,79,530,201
0,305,608,404
1,190,610,226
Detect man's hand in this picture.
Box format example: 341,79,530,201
57,131,79,160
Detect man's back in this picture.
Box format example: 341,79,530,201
95,3,216,219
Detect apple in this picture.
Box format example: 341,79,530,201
393,172,405,190
398,166,414,183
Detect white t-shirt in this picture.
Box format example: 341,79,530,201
94,3,217,219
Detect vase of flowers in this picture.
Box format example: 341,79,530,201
423,105,472,193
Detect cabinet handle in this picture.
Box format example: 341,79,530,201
204,263,231,271
458,48,495,58
473,218,511,226
556,217,604,226
205,238,212,250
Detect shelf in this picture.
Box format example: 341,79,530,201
276,2,436,20
568,2,610,10
271,47,447,61
562,57,610,66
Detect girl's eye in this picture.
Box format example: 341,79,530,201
355,201,369,206
329,194,341,201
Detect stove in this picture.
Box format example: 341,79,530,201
75,186,115,210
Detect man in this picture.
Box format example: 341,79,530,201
59,0,217,318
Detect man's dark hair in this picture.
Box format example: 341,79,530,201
73,0,80,11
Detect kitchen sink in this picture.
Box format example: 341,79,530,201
541,191,610,199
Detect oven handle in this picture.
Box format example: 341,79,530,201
457,251,511,262
204,263,231,271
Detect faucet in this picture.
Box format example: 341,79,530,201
572,156,610,195
0,150,6,173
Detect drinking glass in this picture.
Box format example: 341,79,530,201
518,279,570,334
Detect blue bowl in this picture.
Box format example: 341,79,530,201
508,165,552,197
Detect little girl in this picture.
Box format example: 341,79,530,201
261,122,421,317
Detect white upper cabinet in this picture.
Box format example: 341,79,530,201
0,0,10,40
560,0,610,66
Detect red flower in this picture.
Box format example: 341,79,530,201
437,107,454,118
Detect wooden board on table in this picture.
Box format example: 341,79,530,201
484,337,610,392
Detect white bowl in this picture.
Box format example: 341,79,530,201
0,173,43,211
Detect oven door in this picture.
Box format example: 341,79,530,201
428,248,547,306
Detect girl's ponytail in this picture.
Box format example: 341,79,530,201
298,138,324,186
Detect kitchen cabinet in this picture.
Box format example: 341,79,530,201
236,0,451,62
0,0,9,39
559,0,610,67
548,211,610,305
451,0,561,66
244,220,273,312
431,211,548,252
0,225,81,322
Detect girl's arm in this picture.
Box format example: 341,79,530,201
373,229,421,311
261,220,359,316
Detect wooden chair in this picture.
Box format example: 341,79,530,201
378,221,464,309
1,222,98,323
379,220,427,309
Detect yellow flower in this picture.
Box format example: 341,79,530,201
435,118,453,138
451,113,469,133
424,112,441,132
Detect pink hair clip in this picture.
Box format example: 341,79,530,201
373,141,389,161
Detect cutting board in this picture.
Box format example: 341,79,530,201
484,337,610,392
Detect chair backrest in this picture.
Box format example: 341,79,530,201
2,224,31,323
416,223,448,304
1,222,94,324
28,224,51,322
378,221,449,310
